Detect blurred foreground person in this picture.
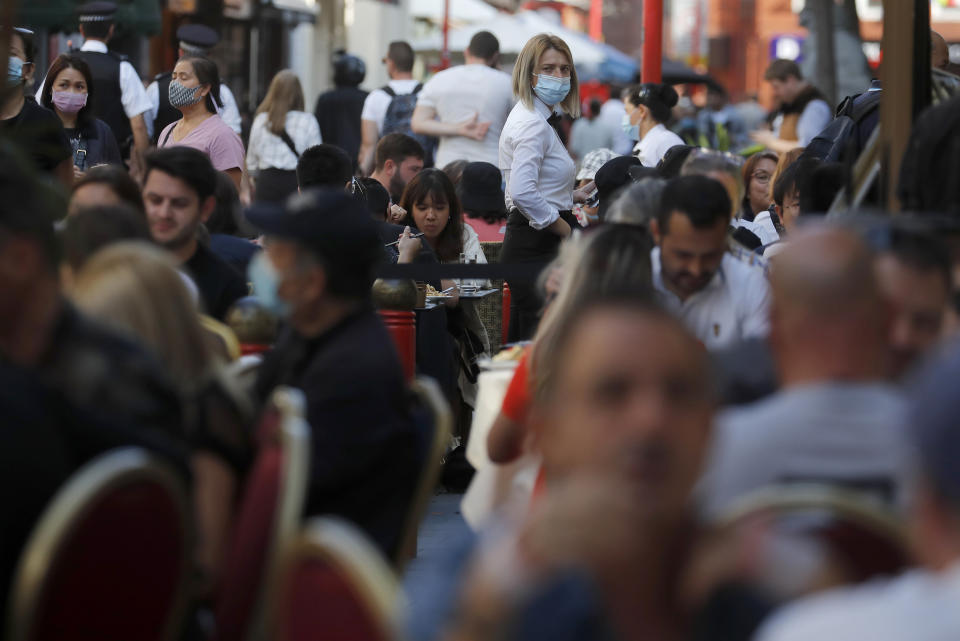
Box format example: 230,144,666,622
873,228,951,379
248,190,420,559
756,341,960,641
702,226,914,518
70,242,252,598
448,290,715,641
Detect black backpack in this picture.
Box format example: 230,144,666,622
381,84,437,166
801,88,882,164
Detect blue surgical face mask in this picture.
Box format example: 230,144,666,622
7,57,23,87
532,74,570,106
247,252,290,318
621,113,639,141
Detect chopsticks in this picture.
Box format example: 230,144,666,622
385,232,425,247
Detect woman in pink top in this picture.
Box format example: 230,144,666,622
158,56,245,191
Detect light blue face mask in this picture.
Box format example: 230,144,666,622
621,113,640,141
247,252,290,318
533,74,570,106
7,57,23,87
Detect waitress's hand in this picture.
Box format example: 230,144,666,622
389,204,407,224
548,217,572,238
572,181,596,204
73,166,85,181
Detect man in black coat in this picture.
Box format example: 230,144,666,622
314,52,369,172
249,190,421,561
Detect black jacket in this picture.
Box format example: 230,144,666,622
254,308,421,560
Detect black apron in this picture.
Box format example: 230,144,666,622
499,208,580,342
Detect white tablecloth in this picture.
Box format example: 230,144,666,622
461,363,540,529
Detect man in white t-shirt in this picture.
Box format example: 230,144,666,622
358,41,421,173
651,175,770,350
410,31,513,168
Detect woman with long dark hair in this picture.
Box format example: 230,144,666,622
40,54,121,178
157,56,245,190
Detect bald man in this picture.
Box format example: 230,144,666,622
932,31,950,72
700,226,914,519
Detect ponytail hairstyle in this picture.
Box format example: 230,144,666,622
626,83,679,124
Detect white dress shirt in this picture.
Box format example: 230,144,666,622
416,64,514,167
499,99,576,230
144,81,242,137
756,561,960,641
651,246,771,349
36,40,151,119
633,123,684,167
360,79,422,135
246,111,322,172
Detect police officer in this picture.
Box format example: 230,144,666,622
37,1,152,162
145,23,242,142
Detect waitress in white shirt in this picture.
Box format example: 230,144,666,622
622,83,684,168
499,33,591,341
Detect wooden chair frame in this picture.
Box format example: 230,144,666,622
6,448,192,641
716,483,906,548
396,376,453,572
267,517,403,641
242,386,312,641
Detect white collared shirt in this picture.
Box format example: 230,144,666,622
756,561,960,641
499,99,576,230
633,123,684,168
651,246,771,349
416,64,514,167
36,40,151,119
246,111,322,171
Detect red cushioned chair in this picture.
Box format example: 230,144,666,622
267,517,403,641
396,377,452,571
6,448,191,641
713,484,910,596
212,387,310,641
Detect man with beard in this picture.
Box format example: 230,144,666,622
369,133,424,211
651,175,770,349
142,147,247,319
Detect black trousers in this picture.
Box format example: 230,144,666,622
499,209,579,342
255,168,299,204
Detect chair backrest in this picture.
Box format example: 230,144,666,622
213,387,311,641
6,448,191,641
268,517,403,641
395,376,452,571
716,484,909,589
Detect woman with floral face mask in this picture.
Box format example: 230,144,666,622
157,56,245,191
40,54,122,179
498,33,594,342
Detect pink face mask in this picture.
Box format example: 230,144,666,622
52,90,88,114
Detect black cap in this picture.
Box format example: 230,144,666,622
77,1,117,23
595,155,642,219
246,189,382,291
458,162,505,214
177,24,219,54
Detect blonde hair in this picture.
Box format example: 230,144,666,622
70,241,219,392
256,69,306,136
512,33,580,117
